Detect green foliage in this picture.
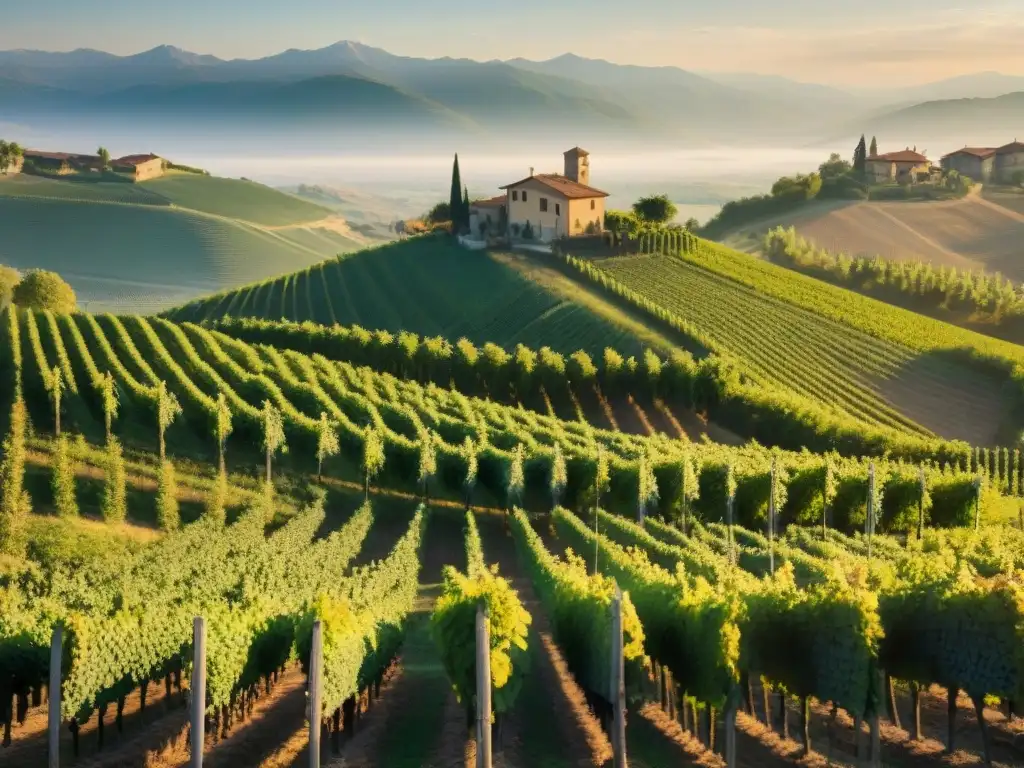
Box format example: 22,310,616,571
156,459,181,532
450,154,465,233
0,398,30,554
157,380,182,459
604,209,641,234
507,444,526,507
0,265,19,307
431,515,531,719
11,269,77,313
51,434,78,519
632,194,678,225
853,135,868,174
316,412,340,476
215,392,232,463
101,436,127,524
363,426,386,486
206,465,229,525
550,443,567,508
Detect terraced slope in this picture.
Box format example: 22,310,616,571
165,236,646,357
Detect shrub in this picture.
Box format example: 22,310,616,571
156,459,180,531
0,265,19,307
51,434,78,519
12,270,77,312
101,437,127,524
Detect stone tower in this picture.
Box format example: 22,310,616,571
563,146,590,185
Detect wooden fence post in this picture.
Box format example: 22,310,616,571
48,623,62,768
724,686,737,768
476,604,493,768
611,586,627,768
191,617,206,768
309,620,323,768
870,669,883,768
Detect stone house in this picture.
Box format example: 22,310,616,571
23,150,100,175
993,141,1024,183
113,154,165,181
865,148,932,183
468,195,507,237
498,147,609,242
940,147,996,182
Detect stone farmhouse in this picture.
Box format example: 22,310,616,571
13,149,166,181
469,147,609,243
865,148,932,184
940,141,1024,184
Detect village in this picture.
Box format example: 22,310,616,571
0,144,168,181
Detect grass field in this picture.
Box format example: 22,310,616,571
166,236,649,357
0,173,170,205
141,173,333,226
719,187,1024,280
0,197,363,315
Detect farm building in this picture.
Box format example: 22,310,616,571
498,147,609,242
865,148,932,183
993,140,1024,183
468,195,506,238
113,153,165,181
940,147,996,182
23,150,100,175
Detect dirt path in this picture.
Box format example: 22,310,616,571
477,511,614,768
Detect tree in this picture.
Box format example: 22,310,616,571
449,154,463,234
206,466,228,525
426,201,452,225
462,436,478,508
507,443,525,509
97,371,119,443
637,450,658,523
49,365,63,436
680,452,700,532
418,429,437,500
97,146,111,170
822,456,838,538
869,136,878,157
11,270,77,312
683,217,700,232
156,459,180,531
261,400,286,483
215,392,232,471
0,140,8,175
0,265,19,308
101,436,127,524
853,135,868,174
462,184,470,232
52,434,78,519
0,398,30,555
632,194,678,225
156,381,182,461
362,426,385,499
315,412,339,480
818,153,852,181
549,444,567,510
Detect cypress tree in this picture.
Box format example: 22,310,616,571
869,136,878,157
449,154,463,232
52,433,78,519
156,459,180,531
462,184,470,232
0,398,30,555
853,135,868,174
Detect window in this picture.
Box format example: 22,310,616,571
522,191,528,202
555,203,560,216
512,190,518,201
540,197,548,212
590,199,596,210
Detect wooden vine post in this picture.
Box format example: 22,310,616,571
869,668,882,768
610,586,627,768
309,620,323,768
724,685,738,767
48,623,62,768
476,603,493,768
191,617,207,768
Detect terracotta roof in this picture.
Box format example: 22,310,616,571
867,150,930,163
470,195,506,208
563,146,589,156
499,173,609,199
941,147,996,159
995,141,1024,155
113,153,161,166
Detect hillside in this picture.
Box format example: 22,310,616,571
554,235,1024,448
164,236,653,358
864,91,1024,141
0,173,369,314
716,188,1024,280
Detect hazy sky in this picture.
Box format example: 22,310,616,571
4,0,1023,86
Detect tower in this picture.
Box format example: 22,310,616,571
564,146,590,185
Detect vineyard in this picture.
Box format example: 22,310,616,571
164,236,648,358
2,484,1022,766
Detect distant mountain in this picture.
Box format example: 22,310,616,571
863,92,1024,143
694,71,861,108
876,72,1024,105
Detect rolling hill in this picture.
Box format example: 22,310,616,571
715,187,1024,281
0,173,369,314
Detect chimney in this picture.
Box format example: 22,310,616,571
529,167,534,177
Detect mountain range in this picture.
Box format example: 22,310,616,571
2,41,1022,146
